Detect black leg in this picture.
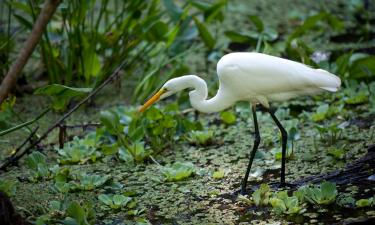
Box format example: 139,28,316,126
241,104,261,195
268,108,287,186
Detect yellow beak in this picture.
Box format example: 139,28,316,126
138,88,167,112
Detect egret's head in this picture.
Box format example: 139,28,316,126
139,76,191,112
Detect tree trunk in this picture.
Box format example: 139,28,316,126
0,0,62,104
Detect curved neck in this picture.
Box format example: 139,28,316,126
185,75,234,113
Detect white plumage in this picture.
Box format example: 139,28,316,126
139,52,341,193
140,52,341,113
215,52,340,107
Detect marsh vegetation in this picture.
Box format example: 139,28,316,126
0,0,374,224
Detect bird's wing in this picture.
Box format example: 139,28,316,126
217,53,341,101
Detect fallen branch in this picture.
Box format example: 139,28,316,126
0,60,127,171
291,144,375,186
0,0,62,104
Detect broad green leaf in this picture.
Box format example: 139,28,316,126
193,17,215,49
270,198,286,214
212,169,225,179
56,135,100,165
146,107,163,121
220,111,236,125
224,31,258,45
204,0,227,23
83,49,101,79
49,200,62,211
249,15,264,32
119,147,134,163
98,194,113,205
321,181,338,201
263,27,278,41
162,0,183,22
327,148,345,159
191,1,211,11
35,84,92,111
98,194,132,209
252,183,271,206
298,181,337,205
0,179,16,196
25,151,46,170
350,56,375,79
311,104,329,122
113,194,131,207
356,198,373,208
100,143,119,155
35,84,92,96
187,130,214,146
13,14,33,29
147,21,169,42
271,191,306,215
100,110,120,134
162,162,195,182
66,201,85,224
287,13,327,44
345,92,368,104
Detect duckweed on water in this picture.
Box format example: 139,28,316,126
1,1,375,224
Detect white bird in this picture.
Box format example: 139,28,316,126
139,52,341,194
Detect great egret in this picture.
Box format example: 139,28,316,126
139,52,341,194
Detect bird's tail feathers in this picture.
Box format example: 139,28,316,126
320,86,339,92
314,69,341,92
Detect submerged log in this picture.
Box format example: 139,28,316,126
292,144,375,186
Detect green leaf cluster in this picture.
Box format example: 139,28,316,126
98,194,133,210
35,84,92,111
252,183,271,206
270,191,307,215
212,169,225,179
225,15,278,52
356,197,374,208
35,200,95,225
161,162,195,182
54,172,110,193
187,130,214,146
0,178,16,196
297,181,338,205
56,133,101,165
97,105,201,164
118,141,152,163
25,151,51,182
143,106,179,150
220,111,237,125
315,122,344,145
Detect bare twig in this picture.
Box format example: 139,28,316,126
58,122,101,148
0,126,39,169
0,0,62,104
58,123,66,148
0,60,127,171
0,108,50,137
